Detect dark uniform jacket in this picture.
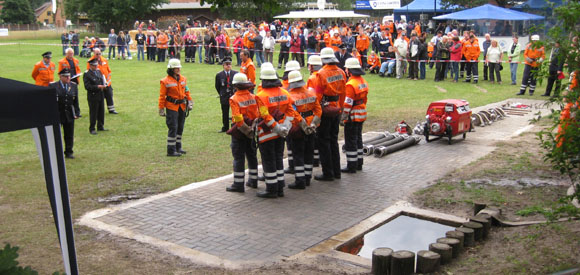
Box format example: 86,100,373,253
334,51,353,71
549,47,565,72
215,69,238,105
83,69,105,100
49,81,80,123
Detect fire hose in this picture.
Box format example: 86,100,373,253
374,136,421,158
363,135,403,156
343,132,393,153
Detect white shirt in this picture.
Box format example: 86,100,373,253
394,38,408,57
486,46,502,63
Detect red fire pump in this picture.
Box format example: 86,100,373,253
424,99,472,144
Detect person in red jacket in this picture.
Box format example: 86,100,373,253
341,58,369,173
158,59,193,157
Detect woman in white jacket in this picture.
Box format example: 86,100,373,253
486,40,503,84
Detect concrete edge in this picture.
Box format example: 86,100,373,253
567,184,579,208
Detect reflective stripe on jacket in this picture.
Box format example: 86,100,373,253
31,61,55,86
159,75,191,111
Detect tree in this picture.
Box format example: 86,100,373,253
0,0,35,24
201,0,300,21
64,0,168,31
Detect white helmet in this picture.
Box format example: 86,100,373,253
320,47,335,59
261,62,274,70
232,73,249,84
307,55,322,66
285,60,301,72
531,34,540,41
288,70,303,83
260,67,278,80
167,58,182,68
345,57,361,69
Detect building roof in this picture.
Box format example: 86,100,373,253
34,2,52,17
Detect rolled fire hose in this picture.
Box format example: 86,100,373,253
364,135,404,156
343,131,392,153
374,136,421,158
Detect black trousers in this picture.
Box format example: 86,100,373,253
520,64,538,94
409,59,419,79
278,50,289,67
157,48,166,62
488,63,501,82
62,120,75,155
185,44,194,60
459,56,467,76
435,61,448,81
231,135,258,187
147,46,156,61
292,133,315,182
258,138,285,192
88,96,105,131
317,115,340,177
483,62,489,80
166,108,186,153
545,70,561,96
286,137,293,170
104,86,115,111
221,103,230,131
344,121,363,170
359,50,368,69
465,61,479,82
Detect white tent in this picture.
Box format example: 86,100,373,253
274,9,370,19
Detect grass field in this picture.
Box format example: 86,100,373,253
0,39,546,273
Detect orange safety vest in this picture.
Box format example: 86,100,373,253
524,43,545,67
307,71,320,94
157,33,168,49
58,57,81,76
368,54,381,68
315,64,347,109
86,56,112,86
241,58,256,84
462,40,480,61
31,61,55,86
428,44,434,58
289,86,322,125
343,75,369,122
230,89,259,126
353,51,362,66
356,34,370,52
158,75,192,112
255,86,301,143
330,36,342,52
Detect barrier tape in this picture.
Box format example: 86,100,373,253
0,42,527,64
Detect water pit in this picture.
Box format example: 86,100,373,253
338,214,457,259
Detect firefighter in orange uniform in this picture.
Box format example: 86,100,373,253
32,51,55,86
307,55,323,167
314,47,347,181
517,35,545,95
367,51,381,74
462,34,481,83
240,49,256,85
281,60,301,174
286,71,322,189
158,59,193,157
255,65,302,198
330,32,342,52
356,27,370,70
341,58,369,173
226,73,260,192
59,48,81,84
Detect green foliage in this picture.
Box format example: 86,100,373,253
64,0,169,31
0,244,38,275
0,0,35,24
202,0,300,20
516,193,580,221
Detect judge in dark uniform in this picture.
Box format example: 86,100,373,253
334,44,352,71
215,57,237,132
83,58,107,135
49,68,80,159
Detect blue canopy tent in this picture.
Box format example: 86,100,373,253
393,0,458,21
432,4,545,20
512,0,563,11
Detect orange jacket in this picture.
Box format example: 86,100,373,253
230,89,259,127
158,75,192,112
323,32,331,47
86,56,112,86
367,54,381,69
330,35,342,52
289,86,322,125
31,61,55,86
307,71,320,94
343,75,369,122
255,86,302,143
353,51,362,65
462,40,480,61
241,58,256,84
388,22,395,34
243,31,255,49
58,57,81,76
157,33,168,49
315,64,347,109
414,24,421,36
427,44,434,58
225,34,231,48
356,33,370,52
523,43,545,67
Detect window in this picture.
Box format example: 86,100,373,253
47,11,51,16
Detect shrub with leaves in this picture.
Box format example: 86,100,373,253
0,244,38,275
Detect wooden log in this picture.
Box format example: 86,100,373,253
429,243,452,265
416,250,440,273
456,227,475,247
471,214,491,239
372,247,393,275
463,221,484,241
473,203,487,215
390,250,415,275
437,237,461,258
445,230,464,249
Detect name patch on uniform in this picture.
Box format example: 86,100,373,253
326,74,344,83
180,81,186,85
238,99,256,107
358,83,368,90
268,95,288,104
294,96,317,106
165,83,177,88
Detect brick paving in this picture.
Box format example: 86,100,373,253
90,99,545,263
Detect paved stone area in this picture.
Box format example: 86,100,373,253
84,99,548,264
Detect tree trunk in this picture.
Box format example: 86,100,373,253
456,227,475,247
416,250,440,273
437,237,461,258
372,247,393,275
390,250,415,275
429,243,452,265
463,221,484,241
446,230,464,249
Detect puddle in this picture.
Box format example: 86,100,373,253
339,215,455,259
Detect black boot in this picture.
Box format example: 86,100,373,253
176,143,186,154
305,177,311,186
314,174,334,181
288,178,306,189
341,166,356,173
258,174,265,181
226,184,244,192
167,146,181,157
257,183,278,198
245,180,258,189
284,167,295,174
357,159,363,171
277,182,285,197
